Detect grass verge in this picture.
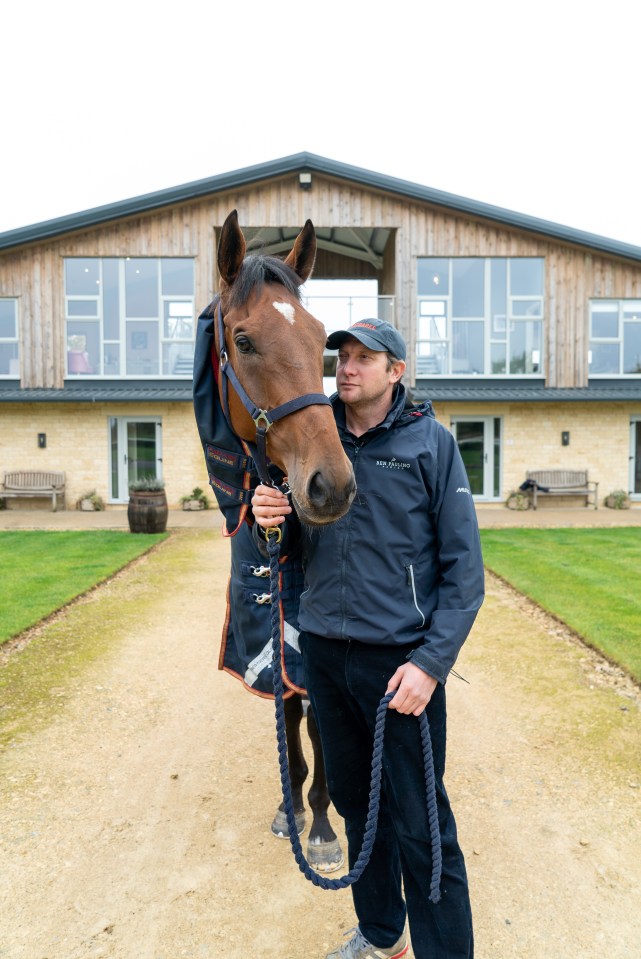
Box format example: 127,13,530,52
0,530,168,645
0,529,214,751
480,527,641,684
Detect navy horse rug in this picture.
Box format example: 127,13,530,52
193,302,307,699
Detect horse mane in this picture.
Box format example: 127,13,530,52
225,254,303,310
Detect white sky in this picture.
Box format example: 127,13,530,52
2,0,639,247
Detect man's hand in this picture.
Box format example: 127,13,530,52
251,483,292,528
386,662,438,716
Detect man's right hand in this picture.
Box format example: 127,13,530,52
251,484,292,528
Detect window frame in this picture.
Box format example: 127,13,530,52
416,257,544,377
64,257,196,379
0,297,20,379
589,298,641,377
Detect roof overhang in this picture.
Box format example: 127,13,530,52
2,152,641,263
413,379,641,403
0,381,193,403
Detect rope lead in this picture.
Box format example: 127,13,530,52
266,532,442,902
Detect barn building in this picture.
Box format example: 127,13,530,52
1,153,640,510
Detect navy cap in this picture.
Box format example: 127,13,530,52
326,318,406,361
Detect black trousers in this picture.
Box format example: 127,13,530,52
300,631,473,959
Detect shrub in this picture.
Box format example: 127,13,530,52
128,476,165,492
604,489,631,510
505,490,530,511
179,486,211,508
75,490,105,511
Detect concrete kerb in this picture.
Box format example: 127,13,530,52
475,503,641,529
0,503,640,531
0,506,220,531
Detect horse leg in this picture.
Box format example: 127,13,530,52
305,703,344,873
271,694,307,838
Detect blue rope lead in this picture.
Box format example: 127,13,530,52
266,533,442,902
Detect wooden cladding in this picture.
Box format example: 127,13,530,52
2,171,641,388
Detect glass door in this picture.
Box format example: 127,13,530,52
109,416,163,502
450,416,502,500
630,418,641,498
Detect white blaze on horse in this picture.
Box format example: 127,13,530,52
193,210,356,871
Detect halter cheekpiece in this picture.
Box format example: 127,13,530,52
216,302,331,488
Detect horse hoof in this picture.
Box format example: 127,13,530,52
271,809,306,838
306,839,345,873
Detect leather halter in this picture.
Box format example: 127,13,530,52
215,301,331,487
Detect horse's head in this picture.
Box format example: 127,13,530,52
215,210,356,526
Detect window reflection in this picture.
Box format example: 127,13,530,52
416,257,544,376
65,257,195,377
0,298,19,377
590,299,641,376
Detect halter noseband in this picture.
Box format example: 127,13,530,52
215,302,331,488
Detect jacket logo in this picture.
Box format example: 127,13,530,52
376,457,411,470
456,487,471,494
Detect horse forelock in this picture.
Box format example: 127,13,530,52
225,255,302,311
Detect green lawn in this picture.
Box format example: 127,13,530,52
480,528,641,683
0,530,168,645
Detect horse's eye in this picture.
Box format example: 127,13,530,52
235,336,254,354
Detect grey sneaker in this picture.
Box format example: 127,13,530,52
325,927,408,959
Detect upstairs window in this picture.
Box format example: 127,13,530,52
416,257,544,376
0,299,19,377
65,257,195,377
589,300,641,375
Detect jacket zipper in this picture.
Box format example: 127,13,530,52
340,441,361,638
405,563,426,629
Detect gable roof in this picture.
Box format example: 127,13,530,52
1,152,641,262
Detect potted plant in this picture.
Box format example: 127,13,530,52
127,476,168,533
505,489,531,510
604,489,631,509
179,486,211,511
76,489,105,511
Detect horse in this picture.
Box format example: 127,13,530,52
193,209,356,872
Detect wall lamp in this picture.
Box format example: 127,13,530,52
298,172,312,191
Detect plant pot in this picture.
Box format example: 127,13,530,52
80,499,95,511
604,494,631,510
182,499,205,510
506,491,530,511
128,489,168,533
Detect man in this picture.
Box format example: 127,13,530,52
252,319,484,959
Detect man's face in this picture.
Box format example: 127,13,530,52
335,336,404,408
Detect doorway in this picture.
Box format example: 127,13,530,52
630,417,641,498
109,416,163,502
450,416,502,500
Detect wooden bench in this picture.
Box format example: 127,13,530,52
525,470,598,510
1,471,66,511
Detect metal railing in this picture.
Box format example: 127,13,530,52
301,295,395,332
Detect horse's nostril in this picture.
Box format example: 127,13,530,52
308,470,331,507
307,471,356,509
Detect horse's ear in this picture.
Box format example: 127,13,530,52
283,219,316,284
217,209,246,286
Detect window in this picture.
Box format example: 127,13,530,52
0,299,19,377
301,278,393,394
416,258,544,376
589,300,641,375
64,257,195,377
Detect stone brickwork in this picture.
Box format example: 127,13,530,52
0,403,209,510
2,399,639,511
433,401,641,506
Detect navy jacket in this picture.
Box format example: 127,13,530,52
263,386,485,684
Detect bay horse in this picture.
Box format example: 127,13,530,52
193,209,356,872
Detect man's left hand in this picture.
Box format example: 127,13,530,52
386,663,438,716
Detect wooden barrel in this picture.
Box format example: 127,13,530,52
127,490,168,533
